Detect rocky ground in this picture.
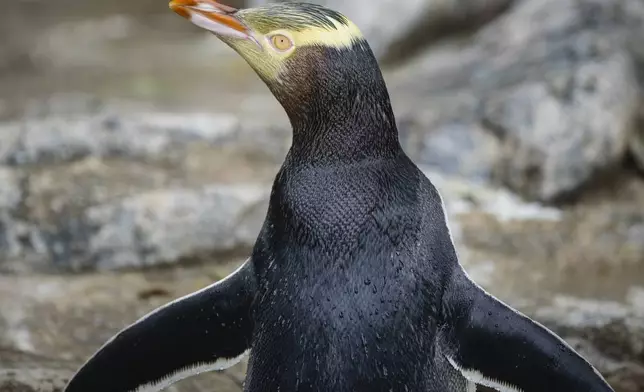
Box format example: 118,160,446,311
1,0,643,391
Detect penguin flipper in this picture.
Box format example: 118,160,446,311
64,258,256,392
440,269,614,392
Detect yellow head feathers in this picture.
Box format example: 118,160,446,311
169,1,365,81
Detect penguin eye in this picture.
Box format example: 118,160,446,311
269,34,293,52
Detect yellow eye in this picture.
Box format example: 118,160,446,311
270,34,293,51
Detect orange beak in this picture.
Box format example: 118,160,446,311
169,0,251,39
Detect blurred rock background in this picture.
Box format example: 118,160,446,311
1,0,643,390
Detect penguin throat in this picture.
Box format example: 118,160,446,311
277,43,401,164
290,92,399,163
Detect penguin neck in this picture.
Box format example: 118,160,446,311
288,90,399,164
277,43,401,165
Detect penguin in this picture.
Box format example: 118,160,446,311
64,1,616,391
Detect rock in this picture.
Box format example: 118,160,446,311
0,111,274,271
457,202,644,271
43,184,269,271
535,298,644,392
248,0,513,62
0,168,22,212
0,262,250,392
3,166,275,273
0,110,289,272
535,295,644,363
0,112,239,167
402,118,502,182
533,294,644,392
0,349,72,392
21,94,108,119
0,219,47,271
390,0,644,202
394,89,505,183
482,52,639,202
0,127,21,167
630,106,644,172
423,167,563,226
0,168,42,265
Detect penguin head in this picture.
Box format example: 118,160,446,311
168,0,385,125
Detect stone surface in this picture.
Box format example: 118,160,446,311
0,168,22,212
535,294,644,363
535,296,644,392
482,54,638,201
71,184,267,270
390,0,644,202
249,0,513,61
533,293,644,392
0,261,249,392
1,184,269,272
0,112,239,167
458,202,644,271
401,119,502,182
630,105,644,172
0,350,71,392
0,113,285,272
478,1,642,201
0,168,35,264
0,108,292,272
427,168,643,282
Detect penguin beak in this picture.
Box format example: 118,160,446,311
169,0,252,40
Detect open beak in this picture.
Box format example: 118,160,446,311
169,0,252,40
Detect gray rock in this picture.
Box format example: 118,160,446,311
632,133,644,172
0,219,47,267
424,168,563,224
482,53,639,201
391,0,644,202
45,184,268,271
0,368,69,392
0,167,22,212
0,349,71,392
0,126,21,166
630,107,644,172
0,263,250,392
454,189,644,283
0,168,41,264
535,295,644,362
0,112,239,167
533,297,644,392
394,89,505,183
0,110,289,272
248,0,513,61
413,121,501,181
21,93,107,119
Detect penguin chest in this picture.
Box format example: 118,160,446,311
245,250,462,392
